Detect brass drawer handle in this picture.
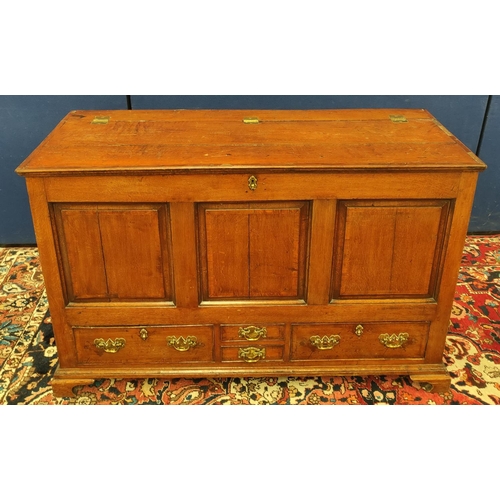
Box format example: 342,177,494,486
355,324,363,337
94,338,126,353
248,175,258,190
167,335,198,352
238,325,267,341
379,332,409,348
238,346,265,362
310,335,340,350
139,328,148,341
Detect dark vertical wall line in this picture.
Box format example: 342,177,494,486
476,95,492,156
126,95,132,110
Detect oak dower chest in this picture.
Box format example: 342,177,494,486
16,109,486,397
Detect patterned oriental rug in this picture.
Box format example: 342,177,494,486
1,235,499,405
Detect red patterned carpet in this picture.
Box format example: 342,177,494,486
1,235,499,404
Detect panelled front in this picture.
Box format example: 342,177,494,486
52,203,174,303
53,187,450,369
197,201,310,302
49,178,457,319
44,172,462,373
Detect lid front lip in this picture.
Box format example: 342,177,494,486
15,161,487,177
66,108,436,120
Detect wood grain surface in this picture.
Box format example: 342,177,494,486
17,109,485,396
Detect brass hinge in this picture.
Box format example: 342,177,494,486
243,117,260,124
91,116,110,125
389,114,407,123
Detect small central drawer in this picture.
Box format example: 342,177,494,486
74,325,214,366
221,324,285,342
221,345,284,363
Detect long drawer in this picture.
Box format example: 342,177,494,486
74,325,214,366
290,322,430,361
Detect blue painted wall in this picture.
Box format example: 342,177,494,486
0,95,497,243
0,96,128,244
471,96,500,232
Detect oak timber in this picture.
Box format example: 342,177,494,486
17,109,486,397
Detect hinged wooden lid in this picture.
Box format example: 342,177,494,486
16,109,486,176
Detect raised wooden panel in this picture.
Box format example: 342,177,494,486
248,208,304,297
55,207,108,300
390,206,446,295
98,207,169,300
204,208,249,298
198,202,310,301
53,203,173,302
332,200,451,299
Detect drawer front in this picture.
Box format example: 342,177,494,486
75,325,214,366
291,322,429,361
221,324,285,342
221,345,284,363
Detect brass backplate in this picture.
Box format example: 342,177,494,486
248,175,258,191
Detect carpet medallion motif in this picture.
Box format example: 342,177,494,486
1,235,499,405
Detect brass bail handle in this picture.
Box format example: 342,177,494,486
167,335,199,352
310,335,341,350
238,346,265,362
379,332,409,348
94,338,126,353
238,326,267,341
